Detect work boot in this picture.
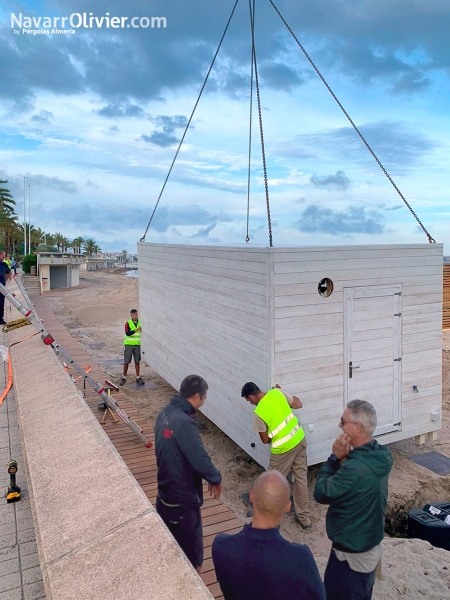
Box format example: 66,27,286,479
136,377,145,385
119,377,126,386
295,516,311,530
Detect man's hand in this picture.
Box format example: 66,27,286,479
136,327,142,332
208,484,222,500
332,433,352,460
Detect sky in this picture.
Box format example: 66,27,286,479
0,0,449,253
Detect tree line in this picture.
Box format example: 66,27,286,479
0,180,102,257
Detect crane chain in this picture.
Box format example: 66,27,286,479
245,0,256,243
140,0,240,242
269,0,436,244
250,0,273,247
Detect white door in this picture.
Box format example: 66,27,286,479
344,285,402,436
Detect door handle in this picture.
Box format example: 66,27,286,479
349,362,360,378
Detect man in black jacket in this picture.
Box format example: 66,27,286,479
155,374,222,573
314,400,393,600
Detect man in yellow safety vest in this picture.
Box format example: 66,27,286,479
120,308,144,386
241,382,311,529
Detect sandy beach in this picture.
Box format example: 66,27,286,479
45,269,450,599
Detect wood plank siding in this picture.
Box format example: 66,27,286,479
444,264,450,329
138,243,272,467
273,244,443,464
138,243,443,468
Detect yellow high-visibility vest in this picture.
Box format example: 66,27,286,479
124,319,141,346
254,389,304,454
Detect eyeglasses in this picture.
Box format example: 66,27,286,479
340,417,358,427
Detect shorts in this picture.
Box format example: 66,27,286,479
156,496,203,568
123,345,141,364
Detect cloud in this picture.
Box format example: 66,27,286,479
151,204,232,232
141,114,188,147
191,223,217,238
0,171,78,195
293,122,439,173
259,62,305,91
2,0,448,112
141,132,178,147
295,204,386,235
33,201,233,235
95,102,146,118
310,170,351,190
30,110,53,125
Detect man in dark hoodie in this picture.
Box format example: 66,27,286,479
155,374,222,574
314,400,393,600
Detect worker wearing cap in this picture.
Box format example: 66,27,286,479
241,382,311,529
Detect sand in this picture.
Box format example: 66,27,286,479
45,270,450,599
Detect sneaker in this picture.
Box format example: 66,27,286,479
295,516,312,530
136,377,145,385
119,378,127,386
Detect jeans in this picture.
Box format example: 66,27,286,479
156,496,203,568
324,549,376,600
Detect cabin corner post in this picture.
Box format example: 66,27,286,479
267,248,276,390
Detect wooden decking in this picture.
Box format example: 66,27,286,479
31,294,242,599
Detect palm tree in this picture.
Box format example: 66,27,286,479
61,236,71,252
122,249,127,265
53,232,66,252
0,208,19,254
31,227,46,249
0,180,16,214
83,238,99,256
71,236,85,254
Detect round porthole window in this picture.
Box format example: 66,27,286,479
318,278,334,298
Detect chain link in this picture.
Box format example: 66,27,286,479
250,0,273,247
270,0,435,244
140,0,240,242
245,0,255,243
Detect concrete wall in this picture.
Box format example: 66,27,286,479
39,264,50,294
8,327,213,600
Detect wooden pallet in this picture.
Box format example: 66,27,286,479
31,294,242,599
444,264,450,329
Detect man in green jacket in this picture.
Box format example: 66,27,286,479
314,400,393,600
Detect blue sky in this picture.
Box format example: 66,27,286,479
0,0,449,253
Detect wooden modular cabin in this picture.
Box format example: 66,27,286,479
138,242,443,467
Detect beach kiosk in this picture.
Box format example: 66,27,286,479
138,242,443,467
136,4,442,466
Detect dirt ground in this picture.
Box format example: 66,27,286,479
46,270,450,599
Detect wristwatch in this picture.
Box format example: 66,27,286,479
328,453,340,464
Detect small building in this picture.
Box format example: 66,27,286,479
138,242,443,467
37,252,85,293
83,258,116,271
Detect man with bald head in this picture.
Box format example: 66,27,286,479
212,471,325,600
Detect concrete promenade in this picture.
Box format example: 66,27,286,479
0,327,46,600
4,282,215,600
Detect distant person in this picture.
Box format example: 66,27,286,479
212,470,325,600
241,382,311,529
314,400,393,600
4,256,12,269
0,252,11,325
120,308,144,386
155,375,222,573
11,256,16,275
